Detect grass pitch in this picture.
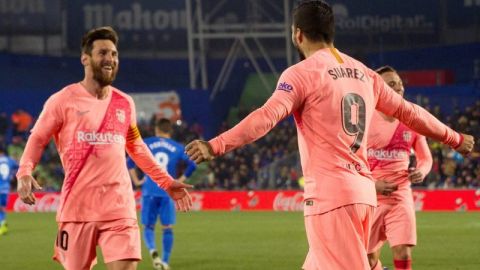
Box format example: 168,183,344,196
0,211,478,269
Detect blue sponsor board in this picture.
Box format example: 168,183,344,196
329,0,438,34
65,0,284,52
66,0,187,51
0,0,61,34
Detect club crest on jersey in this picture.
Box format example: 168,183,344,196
403,131,412,142
116,109,125,123
276,82,293,92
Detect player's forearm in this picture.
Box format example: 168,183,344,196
126,139,173,190
183,160,197,177
414,139,433,177
209,100,288,155
16,133,49,178
391,100,462,149
128,168,142,186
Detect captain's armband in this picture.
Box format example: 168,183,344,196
127,125,141,142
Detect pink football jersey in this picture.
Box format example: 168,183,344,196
17,84,174,221
209,48,461,216
368,111,432,202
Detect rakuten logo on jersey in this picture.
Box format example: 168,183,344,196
367,149,407,160
77,131,125,145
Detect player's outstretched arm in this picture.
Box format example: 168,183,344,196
455,134,475,155
185,140,215,164
373,72,475,156
125,127,193,211
186,69,304,163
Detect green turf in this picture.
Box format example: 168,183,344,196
0,211,479,269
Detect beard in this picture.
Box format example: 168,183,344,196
91,59,118,87
297,48,306,61
292,39,306,61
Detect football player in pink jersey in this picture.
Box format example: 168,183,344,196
16,27,193,270
185,1,475,269
367,66,433,270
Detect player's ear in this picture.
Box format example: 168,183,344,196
297,28,303,43
81,53,89,67
294,28,303,44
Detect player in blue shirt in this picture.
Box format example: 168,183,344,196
0,146,18,235
128,118,196,270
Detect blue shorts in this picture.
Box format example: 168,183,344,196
0,193,7,207
141,196,176,226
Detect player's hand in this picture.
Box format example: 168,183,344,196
166,181,194,212
375,180,398,196
185,140,215,164
408,168,424,183
176,175,187,183
455,133,474,156
17,175,42,205
137,177,146,186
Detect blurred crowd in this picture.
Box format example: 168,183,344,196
415,99,480,189
196,120,301,190
1,99,479,191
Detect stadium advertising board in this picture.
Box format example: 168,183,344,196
331,0,439,47
66,0,187,51
6,190,480,212
130,91,182,123
64,0,441,52
332,1,437,35
0,0,61,34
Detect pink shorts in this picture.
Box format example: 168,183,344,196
53,218,141,270
368,200,416,253
302,204,374,270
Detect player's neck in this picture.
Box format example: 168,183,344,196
80,79,110,100
302,42,334,58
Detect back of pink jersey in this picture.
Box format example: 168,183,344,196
210,47,455,216
31,84,137,222
286,48,379,215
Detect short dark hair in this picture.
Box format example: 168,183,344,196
375,65,398,75
293,1,335,43
155,118,173,134
81,26,118,55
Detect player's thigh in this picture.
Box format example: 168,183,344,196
384,200,416,247
159,197,176,226
98,218,142,264
303,204,373,270
368,203,392,254
53,222,98,270
141,196,158,226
